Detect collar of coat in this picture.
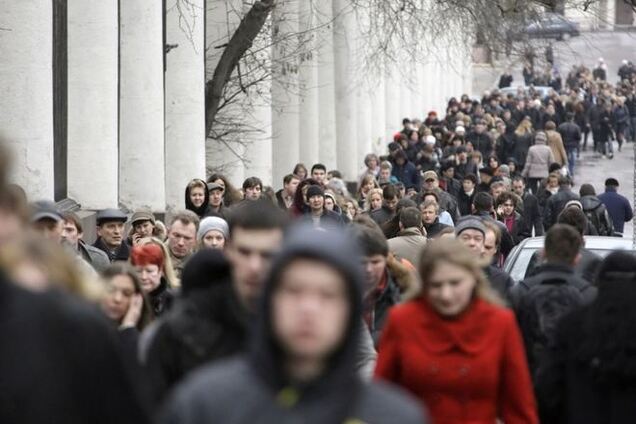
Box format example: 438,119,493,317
397,227,424,237
413,298,498,355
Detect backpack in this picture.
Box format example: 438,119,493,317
584,205,613,236
516,278,585,376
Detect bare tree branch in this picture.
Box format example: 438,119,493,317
205,0,275,136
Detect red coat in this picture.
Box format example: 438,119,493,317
375,298,538,424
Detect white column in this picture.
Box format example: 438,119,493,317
333,0,358,180
384,59,401,141
431,60,442,115
370,74,386,155
119,0,165,211
205,0,244,187
67,0,118,209
164,0,206,210
0,1,54,200
411,62,423,119
316,0,337,168
400,67,412,120
297,1,319,168
243,90,273,187
356,83,372,166
421,60,434,115
271,0,300,187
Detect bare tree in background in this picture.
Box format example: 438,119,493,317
195,0,636,172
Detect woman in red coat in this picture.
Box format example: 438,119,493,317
375,239,538,424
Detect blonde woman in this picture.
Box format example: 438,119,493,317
357,174,379,208
376,239,538,423
0,235,102,301
364,188,383,213
514,117,534,169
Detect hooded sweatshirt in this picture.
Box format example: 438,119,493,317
185,179,214,218
160,225,426,424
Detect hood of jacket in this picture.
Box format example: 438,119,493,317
185,179,211,217
180,249,232,296
249,224,364,422
581,195,603,211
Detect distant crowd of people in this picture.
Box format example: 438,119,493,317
1,58,636,424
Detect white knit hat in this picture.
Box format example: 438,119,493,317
197,216,229,241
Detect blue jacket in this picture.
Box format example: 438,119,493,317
598,188,633,233
391,161,421,191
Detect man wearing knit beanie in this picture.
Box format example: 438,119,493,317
304,185,344,229
455,216,514,299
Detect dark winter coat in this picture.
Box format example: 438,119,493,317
369,205,395,226
144,250,248,404
496,131,516,163
423,219,451,239
592,67,606,81
458,190,475,217
455,160,478,181
499,74,513,89
512,263,597,376
366,271,402,346
581,195,614,236
598,187,634,234
484,264,515,300
392,160,421,191
467,131,494,158
557,121,582,151
93,237,131,262
498,211,531,245
78,240,111,272
160,226,427,424
440,177,461,199
613,105,630,132
148,277,175,317
302,208,345,229
521,192,544,236
543,186,579,230
536,305,636,424
513,132,534,169
436,189,460,223
510,263,596,310
0,276,150,424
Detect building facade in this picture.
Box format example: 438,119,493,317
1,0,472,212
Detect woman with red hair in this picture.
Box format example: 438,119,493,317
130,243,174,316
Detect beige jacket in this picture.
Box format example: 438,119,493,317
546,130,568,166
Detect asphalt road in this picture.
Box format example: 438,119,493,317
504,31,636,240
573,139,635,241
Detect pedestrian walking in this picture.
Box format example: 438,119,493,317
375,239,538,424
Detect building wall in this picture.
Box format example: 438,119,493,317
0,1,54,200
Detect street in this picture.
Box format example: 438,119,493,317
504,31,636,241
574,139,635,240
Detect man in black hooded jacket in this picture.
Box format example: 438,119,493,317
160,225,427,424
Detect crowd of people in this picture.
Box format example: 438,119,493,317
1,57,636,424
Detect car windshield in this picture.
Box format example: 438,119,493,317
509,247,634,283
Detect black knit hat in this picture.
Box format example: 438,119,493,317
306,185,324,199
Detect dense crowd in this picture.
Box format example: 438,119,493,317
1,58,636,424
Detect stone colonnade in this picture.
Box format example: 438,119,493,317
205,0,474,188
1,0,471,211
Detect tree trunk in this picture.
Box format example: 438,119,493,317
205,0,274,136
